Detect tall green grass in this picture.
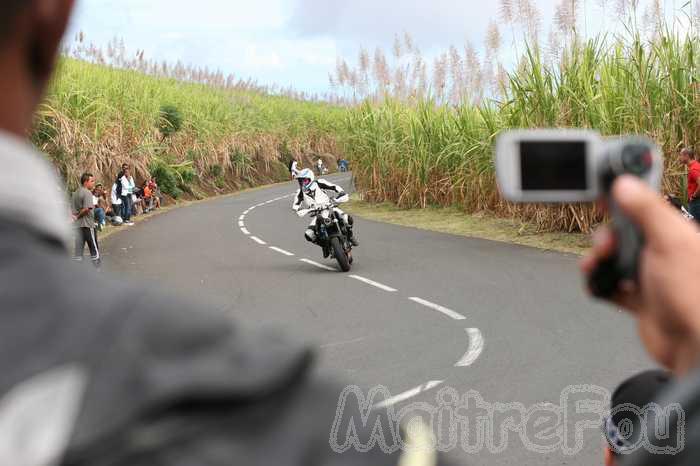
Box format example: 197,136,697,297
38,59,347,194
345,31,700,232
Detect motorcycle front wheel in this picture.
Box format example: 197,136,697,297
330,236,351,272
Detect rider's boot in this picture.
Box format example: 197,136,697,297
345,215,359,247
304,229,316,243
347,228,359,247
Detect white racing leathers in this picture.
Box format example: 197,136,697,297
292,179,353,243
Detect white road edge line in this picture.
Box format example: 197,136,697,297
269,246,295,256
300,258,336,271
251,236,267,245
349,275,397,292
373,381,444,409
238,221,245,227
239,215,245,221
455,328,484,367
240,227,250,235
409,297,466,320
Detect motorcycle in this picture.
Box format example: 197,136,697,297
297,195,353,272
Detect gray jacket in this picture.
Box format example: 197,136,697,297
0,135,441,466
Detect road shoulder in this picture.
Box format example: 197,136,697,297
345,198,591,256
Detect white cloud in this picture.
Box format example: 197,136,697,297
69,0,690,94
244,45,284,69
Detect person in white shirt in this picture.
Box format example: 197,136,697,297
289,159,300,179
118,164,134,225
110,181,123,224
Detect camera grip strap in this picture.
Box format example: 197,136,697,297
588,202,644,298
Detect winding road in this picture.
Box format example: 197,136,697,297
103,174,653,465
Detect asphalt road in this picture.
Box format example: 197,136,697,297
103,174,654,465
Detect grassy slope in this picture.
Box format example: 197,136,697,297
43,58,596,252
37,59,346,193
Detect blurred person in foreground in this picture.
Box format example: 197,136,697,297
0,2,438,466
602,370,675,466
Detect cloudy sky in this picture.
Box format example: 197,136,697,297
68,0,689,94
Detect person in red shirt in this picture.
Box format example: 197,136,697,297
680,147,700,224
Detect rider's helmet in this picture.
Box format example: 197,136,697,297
297,168,316,193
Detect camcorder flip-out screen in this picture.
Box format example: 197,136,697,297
519,141,588,191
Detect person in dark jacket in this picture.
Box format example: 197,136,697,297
0,2,444,466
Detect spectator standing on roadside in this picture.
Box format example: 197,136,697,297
110,179,122,221
72,173,100,267
680,147,700,224
289,157,300,179
128,171,138,215
118,165,134,225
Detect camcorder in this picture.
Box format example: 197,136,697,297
495,129,663,298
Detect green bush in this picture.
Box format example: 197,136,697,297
176,165,196,184
229,148,255,179
149,160,182,198
209,164,223,178
278,140,293,164
157,104,183,139
32,114,59,147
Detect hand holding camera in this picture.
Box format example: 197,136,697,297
495,130,662,298
495,129,700,375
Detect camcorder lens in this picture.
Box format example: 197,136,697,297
621,144,652,176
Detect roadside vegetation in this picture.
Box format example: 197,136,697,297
346,197,591,255
36,36,346,199
335,0,700,233
36,1,700,242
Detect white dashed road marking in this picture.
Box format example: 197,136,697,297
320,336,366,349
235,178,481,408
349,275,397,292
409,297,466,321
373,381,444,409
300,258,336,271
455,328,484,367
269,246,295,256
251,236,267,245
